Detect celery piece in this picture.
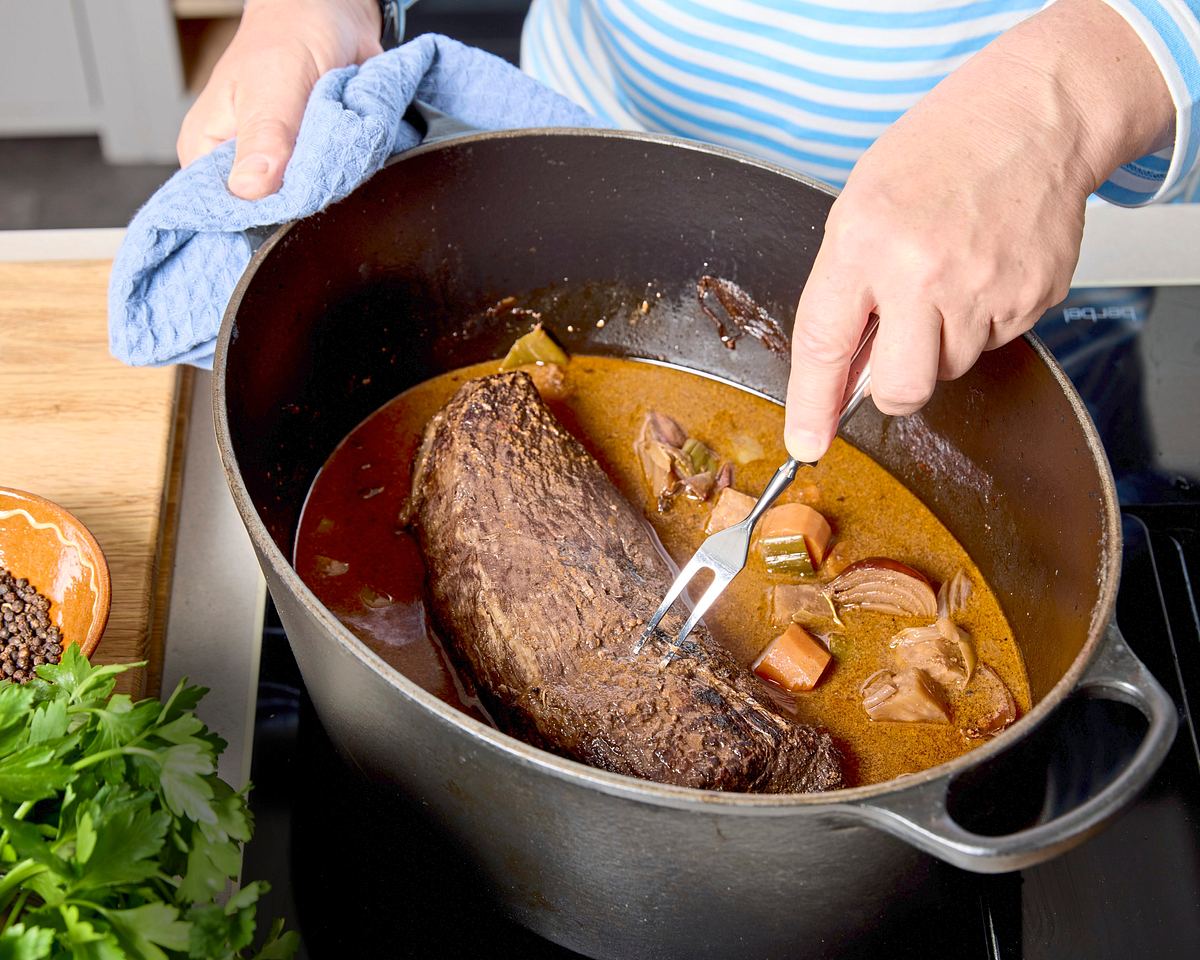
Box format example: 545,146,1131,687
681,437,719,476
499,324,569,370
760,535,816,577
826,633,848,657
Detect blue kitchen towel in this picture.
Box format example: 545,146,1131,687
108,34,599,368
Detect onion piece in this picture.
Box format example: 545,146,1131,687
634,411,733,509
646,411,687,448
962,664,1018,739
314,555,349,577
359,585,394,609
634,436,674,501
829,558,938,618
729,433,765,465
681,469,715,502
634,413,692,509
859,668,949,723
937,568,974,619
771,582,835,625
706,487,755,535
889,618,976,689
939,618,977,684
860,669,897,711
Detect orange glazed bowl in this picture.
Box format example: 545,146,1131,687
0,486,111,659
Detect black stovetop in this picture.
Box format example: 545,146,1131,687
242,290,1200,958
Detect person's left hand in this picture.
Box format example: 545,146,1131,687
782,0,1174,463
176,0,382,200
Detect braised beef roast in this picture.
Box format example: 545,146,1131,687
405,372,842,793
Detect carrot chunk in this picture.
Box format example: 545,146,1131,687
758,503,833,574
705,487,756,535
752,623,832,692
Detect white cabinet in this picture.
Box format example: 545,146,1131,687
0,0,238,163
0,0,97,134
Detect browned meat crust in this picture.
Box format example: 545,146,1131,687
406,372,842,793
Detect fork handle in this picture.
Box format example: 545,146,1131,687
837,312,879,432
742,458,800,528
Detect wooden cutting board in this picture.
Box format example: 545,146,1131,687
0,260,188,696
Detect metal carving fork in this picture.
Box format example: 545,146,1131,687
633,315,880,662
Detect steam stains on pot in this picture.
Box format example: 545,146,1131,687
888,413,995,503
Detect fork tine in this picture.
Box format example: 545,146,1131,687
632,555,709,654
660,572,732,665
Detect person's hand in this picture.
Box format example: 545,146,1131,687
177,0,382,200
783,0,1175,463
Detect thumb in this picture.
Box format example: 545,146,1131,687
785,250,873,463
227,59,316,200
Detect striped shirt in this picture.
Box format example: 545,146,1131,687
521,0,1200,205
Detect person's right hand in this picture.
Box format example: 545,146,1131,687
782,0,1175,463
177,0,382,200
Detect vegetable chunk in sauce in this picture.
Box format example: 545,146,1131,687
295,355,1030,787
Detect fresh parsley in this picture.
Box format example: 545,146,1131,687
0,648,298,959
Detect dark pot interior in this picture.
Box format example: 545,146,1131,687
221,130,1118,714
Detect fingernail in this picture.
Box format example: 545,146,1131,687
230,153,271,179
786,429,826,463
225,151,272,192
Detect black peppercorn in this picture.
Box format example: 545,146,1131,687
0,566,65,683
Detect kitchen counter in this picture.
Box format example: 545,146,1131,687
0,228,263,788
0,256,185,698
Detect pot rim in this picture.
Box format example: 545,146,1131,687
213,126,1123,814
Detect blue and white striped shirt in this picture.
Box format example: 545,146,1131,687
521,0,1200,204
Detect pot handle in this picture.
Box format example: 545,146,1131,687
846,624,1177,873
411,100,481,145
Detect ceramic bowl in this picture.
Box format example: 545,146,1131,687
0,486,111,659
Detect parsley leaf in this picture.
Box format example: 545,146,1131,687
106,903,190,959
250,921,300,960
177,825,240,903
0,653,297,958
71,792,170,892
86,697,159,756
0,924,54,960
0,743,72,802
57,905,125,960
158,744,216,825
0,683,38,756
27,699,68,745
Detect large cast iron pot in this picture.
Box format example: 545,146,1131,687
214,129,1177,959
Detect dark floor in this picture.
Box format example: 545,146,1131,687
0,2,527,231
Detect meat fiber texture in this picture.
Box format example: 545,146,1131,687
406,372,843,793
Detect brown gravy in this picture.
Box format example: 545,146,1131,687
295,356,1029,786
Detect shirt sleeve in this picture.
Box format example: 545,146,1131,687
1095,1,1200,205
